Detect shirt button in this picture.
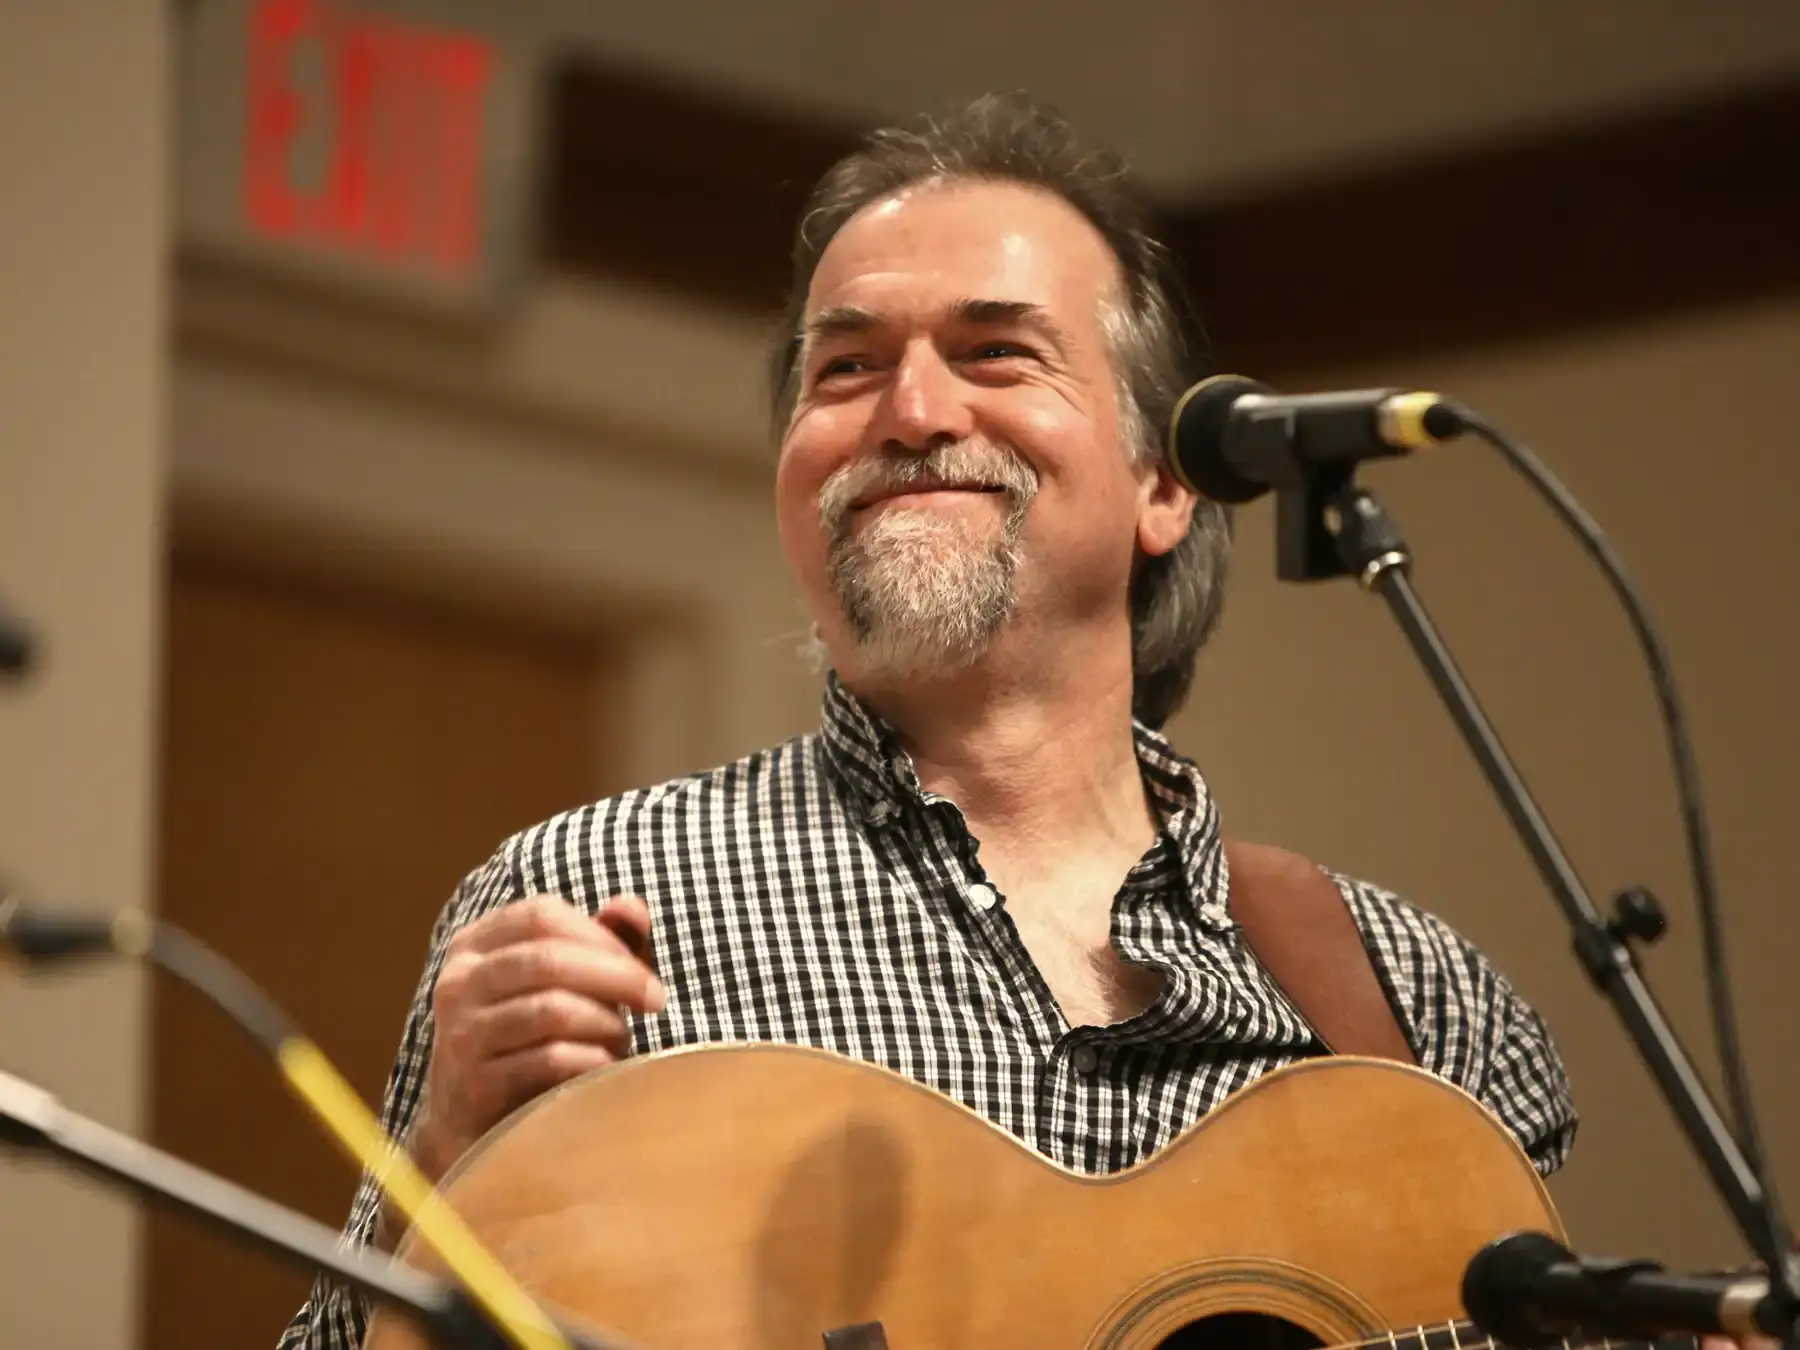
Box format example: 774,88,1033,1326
1070,1045,1099,1076
1198,902,1230,927
868,800,895,825
967,882,997,911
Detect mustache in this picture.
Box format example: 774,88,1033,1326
818,440,1040,535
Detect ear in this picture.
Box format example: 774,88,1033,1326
1137,457,1198,559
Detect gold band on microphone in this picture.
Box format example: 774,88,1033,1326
1719,1279,1770,1339
1377,391,1449,450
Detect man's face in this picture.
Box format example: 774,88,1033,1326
775,179,1189,682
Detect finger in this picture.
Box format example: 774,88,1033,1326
1698,1335,1779,1350
467,988,633,1060
462,939,667,1013
453,894,617,957
488,1039,623,1115
597,895,654,963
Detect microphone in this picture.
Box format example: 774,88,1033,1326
0,895,151,963
0,594,33,679
1166,374,1468,504
1462,1232,1796,1347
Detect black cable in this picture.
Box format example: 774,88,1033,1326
147,920,299,1053
1445,402,1788,1275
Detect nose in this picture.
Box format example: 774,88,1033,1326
875,339,975,454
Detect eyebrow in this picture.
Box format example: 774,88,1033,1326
800,297,1074,353
803,304,883,344
948,297,1073,351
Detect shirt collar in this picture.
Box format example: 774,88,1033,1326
1130,717,1233,930
817,672,1232,927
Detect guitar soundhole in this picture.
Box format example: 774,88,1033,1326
1155,1312,1325,1350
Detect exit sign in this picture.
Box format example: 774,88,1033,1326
180,0,535,314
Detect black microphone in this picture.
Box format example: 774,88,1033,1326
0,621,30,677
1166,374,1468,504
0,895,148,963
1463,1232,1796,1347
0,594,33,679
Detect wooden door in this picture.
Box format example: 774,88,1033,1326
143,551,621,1350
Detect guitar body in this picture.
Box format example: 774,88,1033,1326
363,1048,1562,1349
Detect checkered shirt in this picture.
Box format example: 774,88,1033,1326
278,675,1576,1349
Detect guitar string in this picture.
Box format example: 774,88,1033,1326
1318,1318,1641,1350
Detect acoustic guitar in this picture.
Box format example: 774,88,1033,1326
363,1046,1599,1350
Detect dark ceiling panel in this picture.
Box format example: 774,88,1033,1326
544,62,1800,377
1169,77,1800,377
544,59,859,312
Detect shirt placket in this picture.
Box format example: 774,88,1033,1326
904,777,1116,1168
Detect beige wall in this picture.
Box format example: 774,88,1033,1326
170,272,824,787
0,4,169,1348
1175,294,1800,1269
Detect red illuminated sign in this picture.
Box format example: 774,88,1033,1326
242,0,496,279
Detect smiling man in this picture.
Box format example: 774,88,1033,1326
279,93,1580,1350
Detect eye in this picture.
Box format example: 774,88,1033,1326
815,355,872,382
966,341,1037,363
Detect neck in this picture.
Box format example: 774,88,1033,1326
844,628,1156,853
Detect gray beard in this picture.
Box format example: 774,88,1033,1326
820,442,1038,678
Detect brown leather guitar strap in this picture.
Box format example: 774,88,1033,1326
1223,839,1418,1065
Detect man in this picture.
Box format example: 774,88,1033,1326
278,93,1578,1350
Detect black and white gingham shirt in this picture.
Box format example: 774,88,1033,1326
279,675,1577,1349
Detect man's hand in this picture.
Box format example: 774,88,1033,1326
408,893,666,1185
1700,1334,1783,1350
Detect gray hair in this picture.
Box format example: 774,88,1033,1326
767,91,1232,729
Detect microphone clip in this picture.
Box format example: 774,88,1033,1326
1282,472,1413,589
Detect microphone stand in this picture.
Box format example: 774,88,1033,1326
1275,464,1795,1297
0,1065,618,1350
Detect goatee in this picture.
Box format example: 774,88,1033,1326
818,439,1038,678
